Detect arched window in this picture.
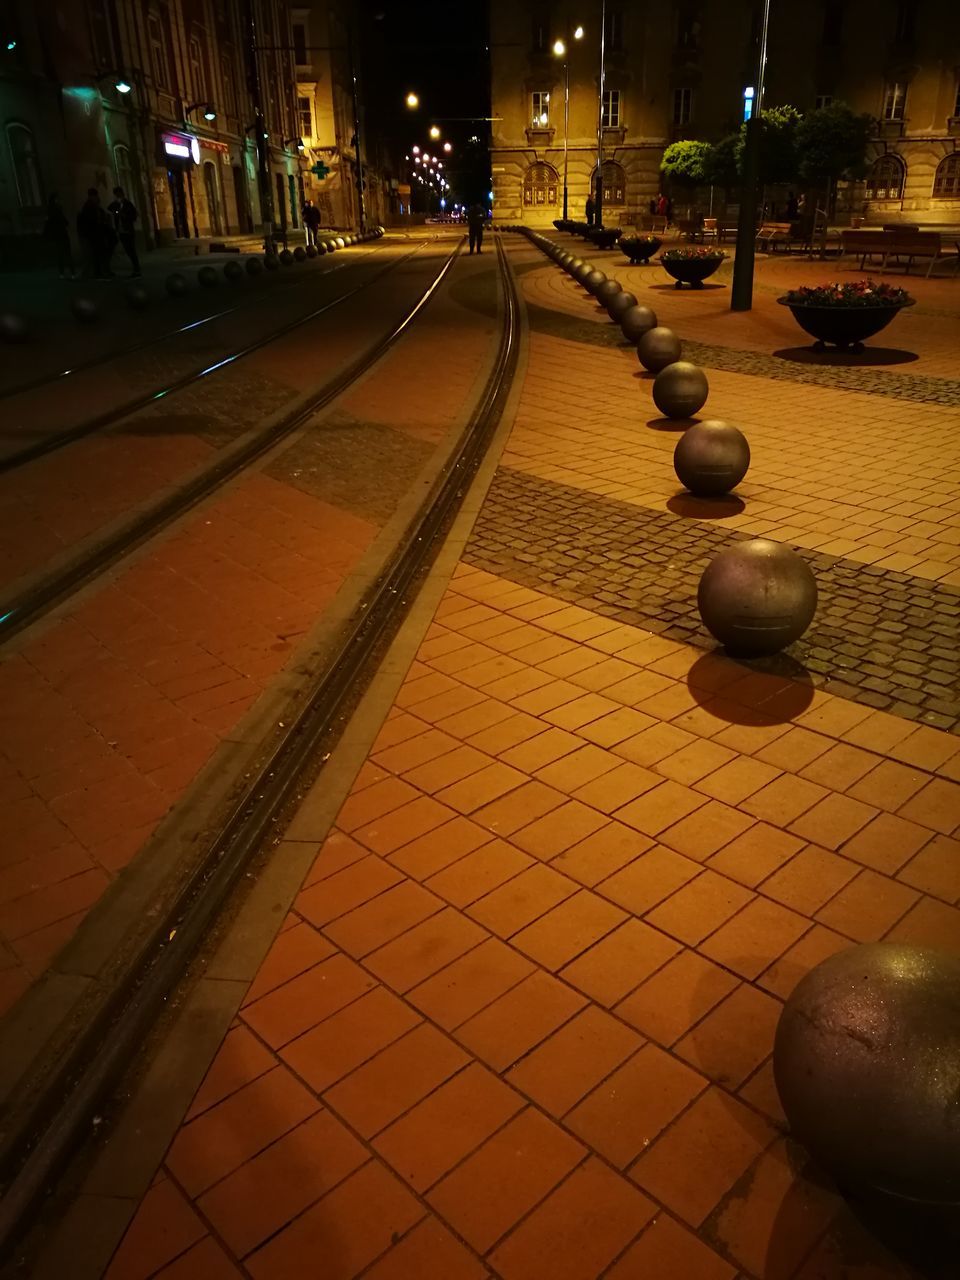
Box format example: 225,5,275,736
864,153,905,200
6,123,42,208
113,143,132,197
932,153,960,198
594,160,626,204
523,161,559,207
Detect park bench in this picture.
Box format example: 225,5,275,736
638,215,668,234
755,222,793,251
840,229,957,277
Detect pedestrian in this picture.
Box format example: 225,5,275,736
467,202,485,254
656,192,667,219
302,200,322,246
585,193,595,227
108,186,141,276
44,194,75,278
76,188,114,279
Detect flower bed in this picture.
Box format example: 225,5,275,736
778,281,915,351
660,247,727,288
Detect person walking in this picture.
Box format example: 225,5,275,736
302,200,322,246
44,194,75,278
77,188,113,279
467,203,485,254
108,186,141,276
656,192,668,219
585,193,595,227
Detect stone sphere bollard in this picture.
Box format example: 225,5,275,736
608,290,638,321
306,244,317,258
652,360,709,419
637,325,681,373
572,262,591,283
335,236,346,250
166,272,189,296
774,943,960,1206
264,253,280,270
245,256,264,276
198,265,219,287
223,260,244,283
71,296,99,323
0,313,28,343
584,269,607,294
596,279,623,307
125,284,150,310
278,249,294,265
621,304,657,343
293,246,307,262
698,539,817,656
316,241,328,255
674,420,750,496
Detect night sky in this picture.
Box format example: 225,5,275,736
360,0,492,205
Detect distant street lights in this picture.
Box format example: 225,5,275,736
405,91,419,109
552,23,584,222
429,124,440,139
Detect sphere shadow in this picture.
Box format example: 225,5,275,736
773,345,919,367
667,492,746,519
647,415,697,432
633,370,656,381
685,650,817,724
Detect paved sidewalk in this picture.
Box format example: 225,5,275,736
99,238,959,1279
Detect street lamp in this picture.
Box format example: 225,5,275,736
429,124,440,139
553,23,583,221
185,102,217,121
595,0,607,230
115,78,132,94
443,141,452,153
731,0,772,310
405,91,419,109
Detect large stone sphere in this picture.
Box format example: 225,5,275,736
223,260,244,283
316,241,328,255
652,360,709,419
674,420,750,496
621,304,657,343
573,261,593,284
278,249,294,265
608,290,638,321
637,325,681,373
774,943,960,1206
71,296,99,323
197,265,219,287
335,236,346,250
585,269,607,294
245,256,264,276
698,539,817,656
0,313,28,343
306,244,318,258
596,279,623,307
264,253,280,270
125,284,150,310
567,258,583,275
293,246,307,262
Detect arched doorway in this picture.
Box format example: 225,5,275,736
522,161,559,209
593,160,627,208
864,154,905,201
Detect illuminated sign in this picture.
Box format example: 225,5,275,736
743,86,755,122
162,132,200,164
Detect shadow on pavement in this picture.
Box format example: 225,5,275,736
667,493,746,520
773,345,920,366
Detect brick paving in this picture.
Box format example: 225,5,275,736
100,238,959,1279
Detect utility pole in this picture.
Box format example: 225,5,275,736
730,0,772,311
241,0,274,251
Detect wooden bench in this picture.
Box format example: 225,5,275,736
755,222,793,250
840,229,953,277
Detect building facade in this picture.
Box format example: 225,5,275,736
490,0,960,228
0,0,382,267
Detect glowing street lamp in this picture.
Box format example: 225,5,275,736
405,91,419,109
429,124,440,139
412,145,420,154
443,141,452,153
554,22,584,221
115,78,133,94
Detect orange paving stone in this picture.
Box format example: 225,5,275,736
97,237,960,1280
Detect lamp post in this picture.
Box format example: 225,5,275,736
730,0,772,311
553,24,583,223
595,0,607,230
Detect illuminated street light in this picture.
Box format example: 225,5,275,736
405,91,419,109
115,78,132,94
553,39,565,56
429,125,440,138
443,141,452,153
6,39,17,51
412,144,420,154
574,24,584,38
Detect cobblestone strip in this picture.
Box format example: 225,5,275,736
525,301,960,406
465,467,960,733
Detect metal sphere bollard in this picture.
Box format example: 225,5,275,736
637,325,681,373
774,943,960,1206
245,256,263,276
293,246,307,262
595,279,622,307
166,272,189,296
608,290,638,321
674,420,750,496
306,244,318,258
223,260,244,283
264,253,280,270
278,249,294,265
125,284,150,310
198,265,219,287
572,262,591,284
621,304,657,343
0,313,28,343
316,241,328,255
584,269,607,294
335,236,346,249
71,296,99,323
698,539,817,657
652,360,709,419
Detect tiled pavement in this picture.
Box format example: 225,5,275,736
101,240,960,1279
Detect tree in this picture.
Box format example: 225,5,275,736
736,105,803,186
702,134,741,188
660,139,712,186
795,102,873,184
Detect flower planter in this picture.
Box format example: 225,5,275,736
589,227,622,250
620,235,662,264
777,299,913,351
660,253,725,288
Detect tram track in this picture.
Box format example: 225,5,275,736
0,233,520,1260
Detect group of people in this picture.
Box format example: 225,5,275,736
43,188,141,280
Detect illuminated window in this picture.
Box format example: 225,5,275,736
530,90,550,127
297,94,313,141
673,87,692,125
932,154,960,197
602,89,621,128
7,123,42,208
522,161,559,206
595,160,626,204
864,153,905,199
882,81,906,121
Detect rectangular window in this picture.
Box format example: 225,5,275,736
605,9,624,52
673,87,692,125
601,89,620,129
298,94,313,141
88,0,117,68
532,14,548,52
530,90,550,127
882,81,906,121
293,22,308,65
189,34,206,99
148,13,170,90
815,94,834,109
821,1,843,46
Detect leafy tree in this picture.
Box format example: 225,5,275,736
702,134,741,188
796,102,873,183
736,104,803,186
660,139,713,186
